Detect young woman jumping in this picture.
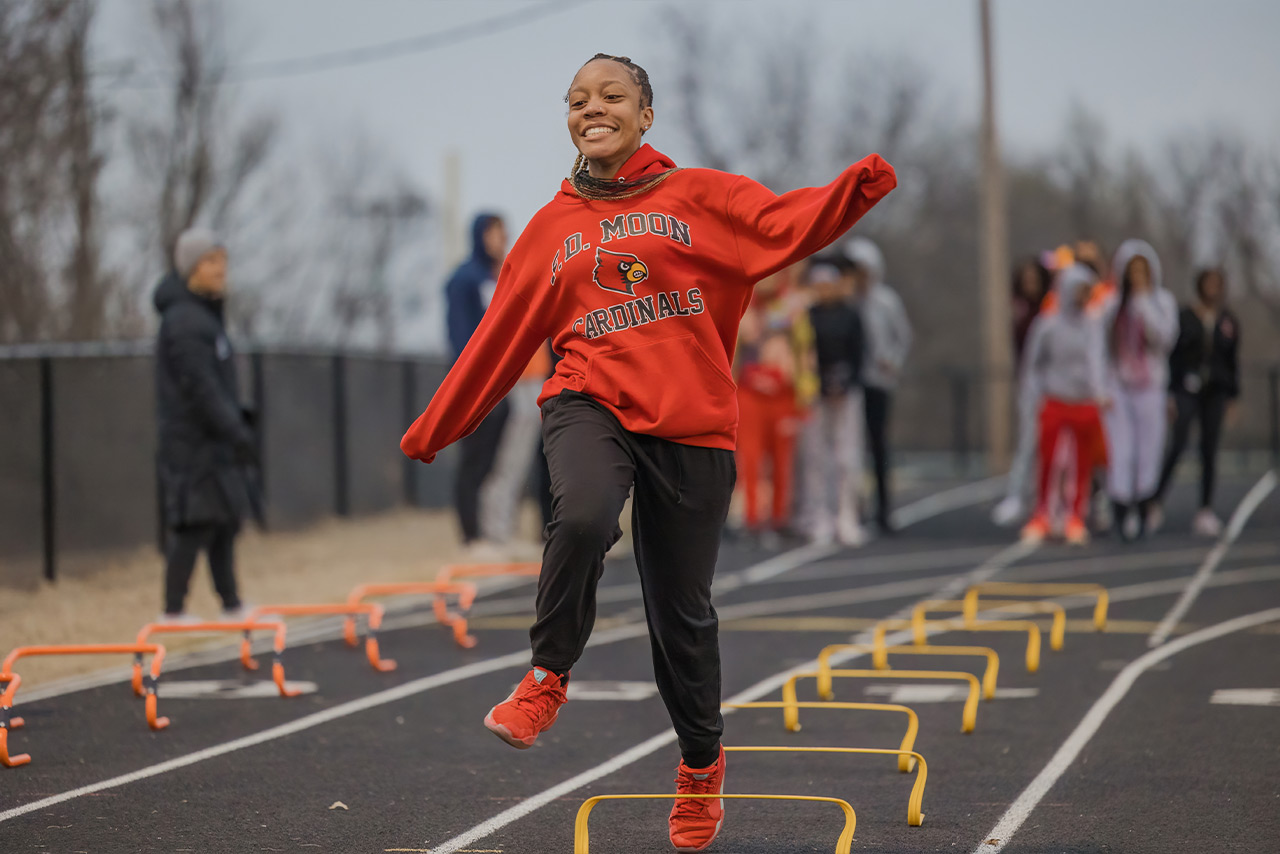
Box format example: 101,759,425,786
400,54,896,851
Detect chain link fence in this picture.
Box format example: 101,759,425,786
2,343,1277,587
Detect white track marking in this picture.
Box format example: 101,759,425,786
973,607,1280,854
2,542,958,824
14,478,1004,704
431,550,1280,854
891,475,1006,529
1148,470,1277,647
1210,688,1280,707
426,542,1033,854
0,647,535,824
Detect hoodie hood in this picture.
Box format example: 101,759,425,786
1112,239,1163,294
469,212,502,266
1055,263,1098,317
558,144,677,200
152,271,190,314
843,236,885,284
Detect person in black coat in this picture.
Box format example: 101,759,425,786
1150,267,1241,537
154,228,257,621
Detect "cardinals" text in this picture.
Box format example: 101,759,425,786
572,289,705,341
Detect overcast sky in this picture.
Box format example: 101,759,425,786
95,0,1280,240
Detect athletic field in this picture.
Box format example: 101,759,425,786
3,472,1278,853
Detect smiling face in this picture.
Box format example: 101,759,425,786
566,59,653,179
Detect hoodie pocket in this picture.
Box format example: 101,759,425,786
584,334,738,440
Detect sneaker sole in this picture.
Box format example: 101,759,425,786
672,813,723,853
483,710,535,749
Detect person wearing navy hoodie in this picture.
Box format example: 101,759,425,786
445,213,511,551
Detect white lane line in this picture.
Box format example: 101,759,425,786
891,475,1006,529
18,478,993,704
722,543,839,589
973,607,1280,854
18,543,829,705
1148,470,1277,647
0,647,534,824
427,542,1034,854
1210,688,1280,707
4,542,961,824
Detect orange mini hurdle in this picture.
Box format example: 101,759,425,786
432,562,541,647
344,581,478,648
134,620,300,698
250,604,396,672
2,643,168,768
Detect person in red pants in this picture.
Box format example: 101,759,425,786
1020,264,1110,545
734,264,814,545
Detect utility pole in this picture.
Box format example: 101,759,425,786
978,0,1012,471
442,149,464,270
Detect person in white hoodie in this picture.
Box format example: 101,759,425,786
844,237,912,533
1020,264,1109,545
1101,239,1179,541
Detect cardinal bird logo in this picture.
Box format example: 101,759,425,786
592,248,649,296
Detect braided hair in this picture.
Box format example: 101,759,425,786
566,54,678,201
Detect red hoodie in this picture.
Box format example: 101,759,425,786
402,145,896,462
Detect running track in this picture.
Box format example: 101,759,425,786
3,472,1278,853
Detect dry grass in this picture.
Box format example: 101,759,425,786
1,506,545,687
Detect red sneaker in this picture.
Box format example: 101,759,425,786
669,746,726,852
1020,513,1050,545
1064,515,1090,545
483,668,568,749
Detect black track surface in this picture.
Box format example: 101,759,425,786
3,475,1279,853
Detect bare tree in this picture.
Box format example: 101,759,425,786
0,0,113,343
120,0,278,271
1050,103,1113,240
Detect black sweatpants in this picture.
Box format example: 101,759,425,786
164,523,240,614
532,392,735,767
864,386,893,527
455,399,510,543
1156,389,1230,509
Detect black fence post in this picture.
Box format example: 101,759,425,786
252,350,270,504
1270,366,1279,469
332,354,349,517
39,356,56,582
950,370,970,475
402,359,417,507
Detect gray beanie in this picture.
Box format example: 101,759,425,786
173,227,224,277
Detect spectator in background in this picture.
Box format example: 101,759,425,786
1019,264,1108,545
446,212,511,557
1149,267,1241,537
1070,239,1117,532
734,263,815,547
844,237,912,534
802,259,866,546
993,256,1053,526
1101,239,1179,541
153,228,256,624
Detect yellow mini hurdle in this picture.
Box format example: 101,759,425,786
784,669,981,733
913,599,1067,651
724,746,928,826
725,701,920,771
873,617,1043,673
814,643,1000,700
574,794,857,853
964,582,1109,630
